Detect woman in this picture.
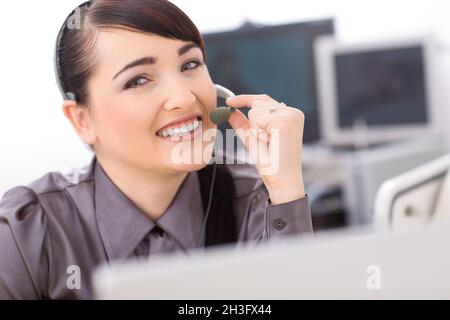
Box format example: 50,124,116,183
0,0,312,299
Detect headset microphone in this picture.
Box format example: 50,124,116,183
210,84,237,126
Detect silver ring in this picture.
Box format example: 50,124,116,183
269,105,277,113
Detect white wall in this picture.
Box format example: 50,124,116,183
1,0,450,195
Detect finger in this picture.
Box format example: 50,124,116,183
225,94,278,109
252,112,291,130
227,104,279,149
227,100,275,131
248,100,288,121
255,128,271,144
227,108,253,149
228,108,250,132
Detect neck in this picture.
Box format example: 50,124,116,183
96,155,188,221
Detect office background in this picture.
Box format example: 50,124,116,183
1,0,450,229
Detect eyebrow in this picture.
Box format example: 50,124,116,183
112,42,201,80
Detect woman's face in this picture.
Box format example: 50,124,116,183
86,29,217,174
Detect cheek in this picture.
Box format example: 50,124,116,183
93,96,157,142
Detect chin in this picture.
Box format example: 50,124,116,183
161,134,216,168
170,161,211,173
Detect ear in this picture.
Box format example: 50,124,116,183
62,100,97,145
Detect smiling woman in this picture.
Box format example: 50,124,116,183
54,0,223,229
0,0,312,300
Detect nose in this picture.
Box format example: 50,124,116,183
162,78,196,112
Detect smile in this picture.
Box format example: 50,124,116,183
157,116,202,139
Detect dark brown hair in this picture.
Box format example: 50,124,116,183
56,0,237,247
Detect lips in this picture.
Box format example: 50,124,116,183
156,113,202,134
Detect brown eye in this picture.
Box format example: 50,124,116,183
124,76,150,89
182,59,203,72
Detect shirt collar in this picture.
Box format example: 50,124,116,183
156,168,204,252
93,157,204,261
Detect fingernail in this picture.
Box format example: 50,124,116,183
226,96,235,101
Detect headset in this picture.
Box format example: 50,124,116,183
198,84,236,247
54,1,91,102
54,1,237,249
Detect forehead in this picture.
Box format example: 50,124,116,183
93,29,202,77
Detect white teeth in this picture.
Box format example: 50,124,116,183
158,118,201,138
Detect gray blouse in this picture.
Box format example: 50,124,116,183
0,157,312,299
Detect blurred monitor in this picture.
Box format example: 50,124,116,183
315,35,441,148
203,19,335,145
93,223,450,299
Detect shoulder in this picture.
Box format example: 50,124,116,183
0,157,105,299
0,158,95,231
0,159,97,298
25,158,95,197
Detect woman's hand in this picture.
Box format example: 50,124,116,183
226,94,306,205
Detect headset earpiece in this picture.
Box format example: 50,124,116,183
64,92,77,102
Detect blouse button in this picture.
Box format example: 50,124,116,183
273,218,287,231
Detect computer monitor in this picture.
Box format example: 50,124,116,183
93,222,450,299
315,35,442,147
203,19,335,145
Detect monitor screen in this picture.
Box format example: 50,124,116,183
334,46,429,129
203,19,335,145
